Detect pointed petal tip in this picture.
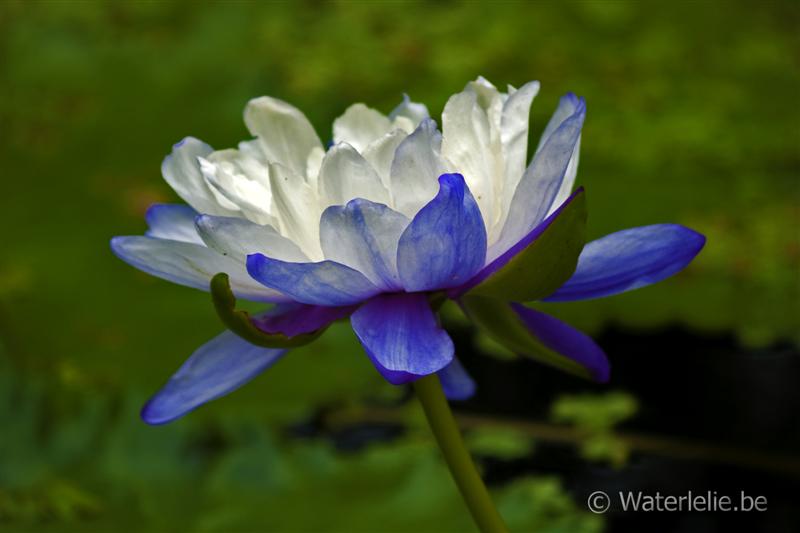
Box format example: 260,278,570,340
438,172,465,187
544,223,706,302
139,331,289,426
595,367,611,384
245,251,266,277
509,303,611,382
438,358,477,401
109,235,124,255
140,398,178,426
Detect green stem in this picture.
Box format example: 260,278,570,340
413,374,509,533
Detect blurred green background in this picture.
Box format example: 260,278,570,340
1,1,798,532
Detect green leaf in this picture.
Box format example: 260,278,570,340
210,273,324,348
461,296,593,380
551,392,639,467
469,189,587,302
467,427,534,460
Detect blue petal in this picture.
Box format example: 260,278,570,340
351,293,454,385
534,92,583,154
438,358,476,401
454,188,584,297
141,330,286,425
252,303,355,337
544,224,706,302
319,199,410,291
491,96,585,260
246,254,381,306
510,304,610,382
145,204,203,244
396,173,487,291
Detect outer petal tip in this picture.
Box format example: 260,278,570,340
139,331,287,425
438,358,477,401
140,398,175,426
438,172,465,187
544,223,706,302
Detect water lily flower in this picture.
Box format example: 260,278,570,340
111,77,705,426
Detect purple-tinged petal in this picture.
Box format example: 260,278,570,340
145,204,203,244
544,224,706,302
396,173,487,292
454,188,584,298
141,330,286,425
246,254,381,306
535,93,583,154
390,93,430,124
110,236,289,303
510,304,610,382
438,358,476,401
351,293,454,385
195,214,308,264
319,199,410,291
252,303,355,338
490,96,585,261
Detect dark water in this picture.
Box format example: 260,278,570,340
297,324,800,532
455,324,800,533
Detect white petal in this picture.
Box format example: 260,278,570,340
317,142,390,208
494,81,541,240
441,91,496,226
237,138,266,163
466,77,504,136
333,103,392,152
305,145,325,189
199,150,276,226
244,96,323,177
390,115,415,134
268,162,324,261
390,118,449,217
500,81,540,189
195,215,308,264
110,236,287,302
389,94,430,126
361,129,408,189
161,137,238,216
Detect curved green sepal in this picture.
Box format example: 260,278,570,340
460,295,593,380
210,273,324,348
469,189,587,302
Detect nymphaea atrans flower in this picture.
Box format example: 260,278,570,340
112,77,705,425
